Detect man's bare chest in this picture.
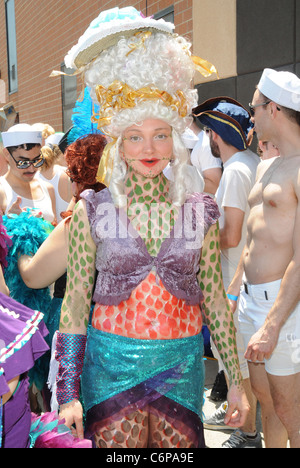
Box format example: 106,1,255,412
248,158,297,210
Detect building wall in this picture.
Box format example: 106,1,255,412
193,0,237,85
0,0,193,132
195,0,300,113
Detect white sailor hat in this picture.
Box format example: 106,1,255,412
1,124,43,148
258,68,300,112
182,128,199,149
45,132,64,146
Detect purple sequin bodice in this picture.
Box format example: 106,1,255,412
81,189,220,306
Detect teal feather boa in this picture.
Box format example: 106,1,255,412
3,211,55,390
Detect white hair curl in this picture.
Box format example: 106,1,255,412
85,32,198,135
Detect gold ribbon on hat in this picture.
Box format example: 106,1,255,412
191,56,219,79
91,80,189,130
96,138,117,186
126,31,153,56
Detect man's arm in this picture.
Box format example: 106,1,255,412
203,167,222,195
0,182,7,214
220,206,245,249
46,183,57,225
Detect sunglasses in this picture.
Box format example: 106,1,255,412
248,101,271,117
10,153,45,170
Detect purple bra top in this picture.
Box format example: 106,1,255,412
81,189,220,306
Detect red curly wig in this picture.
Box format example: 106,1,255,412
65,133,107,201
61,133,107,220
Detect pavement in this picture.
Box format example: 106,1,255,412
203,357,265,448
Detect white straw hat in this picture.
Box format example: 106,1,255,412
64,6,174,70
258,68,300,112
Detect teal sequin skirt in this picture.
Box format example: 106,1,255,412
82,327,206,447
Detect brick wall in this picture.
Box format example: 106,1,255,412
1,0,193,132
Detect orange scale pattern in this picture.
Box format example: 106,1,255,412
92,272,202,340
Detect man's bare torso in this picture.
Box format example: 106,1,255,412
244,155,300,284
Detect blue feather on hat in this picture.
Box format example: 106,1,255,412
67,87,101,145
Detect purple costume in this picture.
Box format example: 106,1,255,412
0,293,49,448
0,218,91,449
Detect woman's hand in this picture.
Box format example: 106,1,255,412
59,399,84,439
224,383,250,428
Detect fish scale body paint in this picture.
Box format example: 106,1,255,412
59,203,96,334
199,223,242,388
125,168,178,257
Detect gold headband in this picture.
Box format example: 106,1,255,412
91,80,188,130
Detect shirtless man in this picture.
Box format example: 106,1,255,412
228,68,300,448
0,124,56,223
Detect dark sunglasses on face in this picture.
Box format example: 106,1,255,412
248,101,271,117
9,152,45,169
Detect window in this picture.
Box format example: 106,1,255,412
154,5,174,23
61,64,78,132
5,0,18,93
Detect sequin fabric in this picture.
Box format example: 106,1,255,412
56,332,87,405
82,327,205,416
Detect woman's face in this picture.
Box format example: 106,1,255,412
121,119,173,178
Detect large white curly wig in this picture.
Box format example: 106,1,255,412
83,31,200,206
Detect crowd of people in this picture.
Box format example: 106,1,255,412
0,6,299,449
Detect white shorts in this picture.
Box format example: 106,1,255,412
238,278,300,376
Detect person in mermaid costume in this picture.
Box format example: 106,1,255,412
54,7,249,448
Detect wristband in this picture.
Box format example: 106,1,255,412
55,332,87,406
227,293,238,301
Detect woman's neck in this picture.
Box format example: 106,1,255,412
124,167,178,257
124,167,170,204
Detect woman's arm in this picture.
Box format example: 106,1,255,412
59,199,96,334
46,182,58,226
0,267,9,296
198,222,249,427
18,219,69,288
2,376,20,405
57,200,96,438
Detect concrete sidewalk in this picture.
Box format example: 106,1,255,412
203,358,264,448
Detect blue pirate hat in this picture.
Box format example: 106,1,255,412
193,97,254,150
